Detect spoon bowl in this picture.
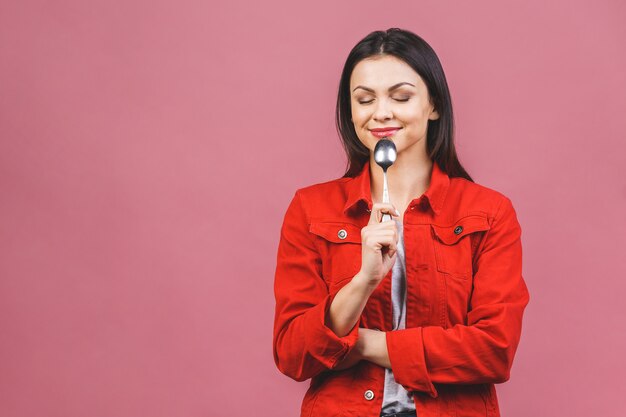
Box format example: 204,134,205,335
374,139,397,170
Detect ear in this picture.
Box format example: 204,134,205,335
428,99,440,120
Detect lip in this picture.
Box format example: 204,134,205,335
370,127,401,138
370,127,402,132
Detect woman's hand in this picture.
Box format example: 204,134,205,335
333,327,390,370
356,328,391,369
354,202,400,289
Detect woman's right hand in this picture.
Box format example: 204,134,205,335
355,202,400,289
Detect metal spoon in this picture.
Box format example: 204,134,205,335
373,138,397,222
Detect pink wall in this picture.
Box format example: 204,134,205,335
1,1,625,416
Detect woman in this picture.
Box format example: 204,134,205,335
272,28,530,417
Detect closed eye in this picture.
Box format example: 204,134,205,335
358,98,410,105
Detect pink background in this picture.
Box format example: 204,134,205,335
1,1,625,416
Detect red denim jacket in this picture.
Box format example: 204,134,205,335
272,159,530,417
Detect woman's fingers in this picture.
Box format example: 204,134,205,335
368,202,400,225
362,229,398,249
358,203,401,285
362,229,398,259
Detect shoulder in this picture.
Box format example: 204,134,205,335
291,175,355,219
448,177,516,222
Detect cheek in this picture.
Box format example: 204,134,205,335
397,113,430,143
351,107,370,125
400,109,429,129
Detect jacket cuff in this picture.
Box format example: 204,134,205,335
386,327,438,398
303,292,360,370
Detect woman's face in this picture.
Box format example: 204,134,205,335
349,55,439,159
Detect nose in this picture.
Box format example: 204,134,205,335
373,97,393,122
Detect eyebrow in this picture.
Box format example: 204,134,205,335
352,82,416,93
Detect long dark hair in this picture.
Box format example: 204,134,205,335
335,28,473,182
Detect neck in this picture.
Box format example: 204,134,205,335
369,152,433,209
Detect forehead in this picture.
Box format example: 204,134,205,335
350,55,423,90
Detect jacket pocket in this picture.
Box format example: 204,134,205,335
430,215,491,279
310,221,362,285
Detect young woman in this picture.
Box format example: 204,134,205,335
272,28,530,417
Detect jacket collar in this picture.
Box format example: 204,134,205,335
342,159,450,216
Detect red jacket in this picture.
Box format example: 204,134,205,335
272,159,530,417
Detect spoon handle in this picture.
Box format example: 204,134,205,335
382,170,391,222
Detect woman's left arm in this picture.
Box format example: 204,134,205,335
358,197,530,398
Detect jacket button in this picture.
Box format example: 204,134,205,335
364,390,375,401
337,229,348,240
454,225,463,235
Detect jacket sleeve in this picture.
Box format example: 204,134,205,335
385,196,530,398
272,190,360,382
